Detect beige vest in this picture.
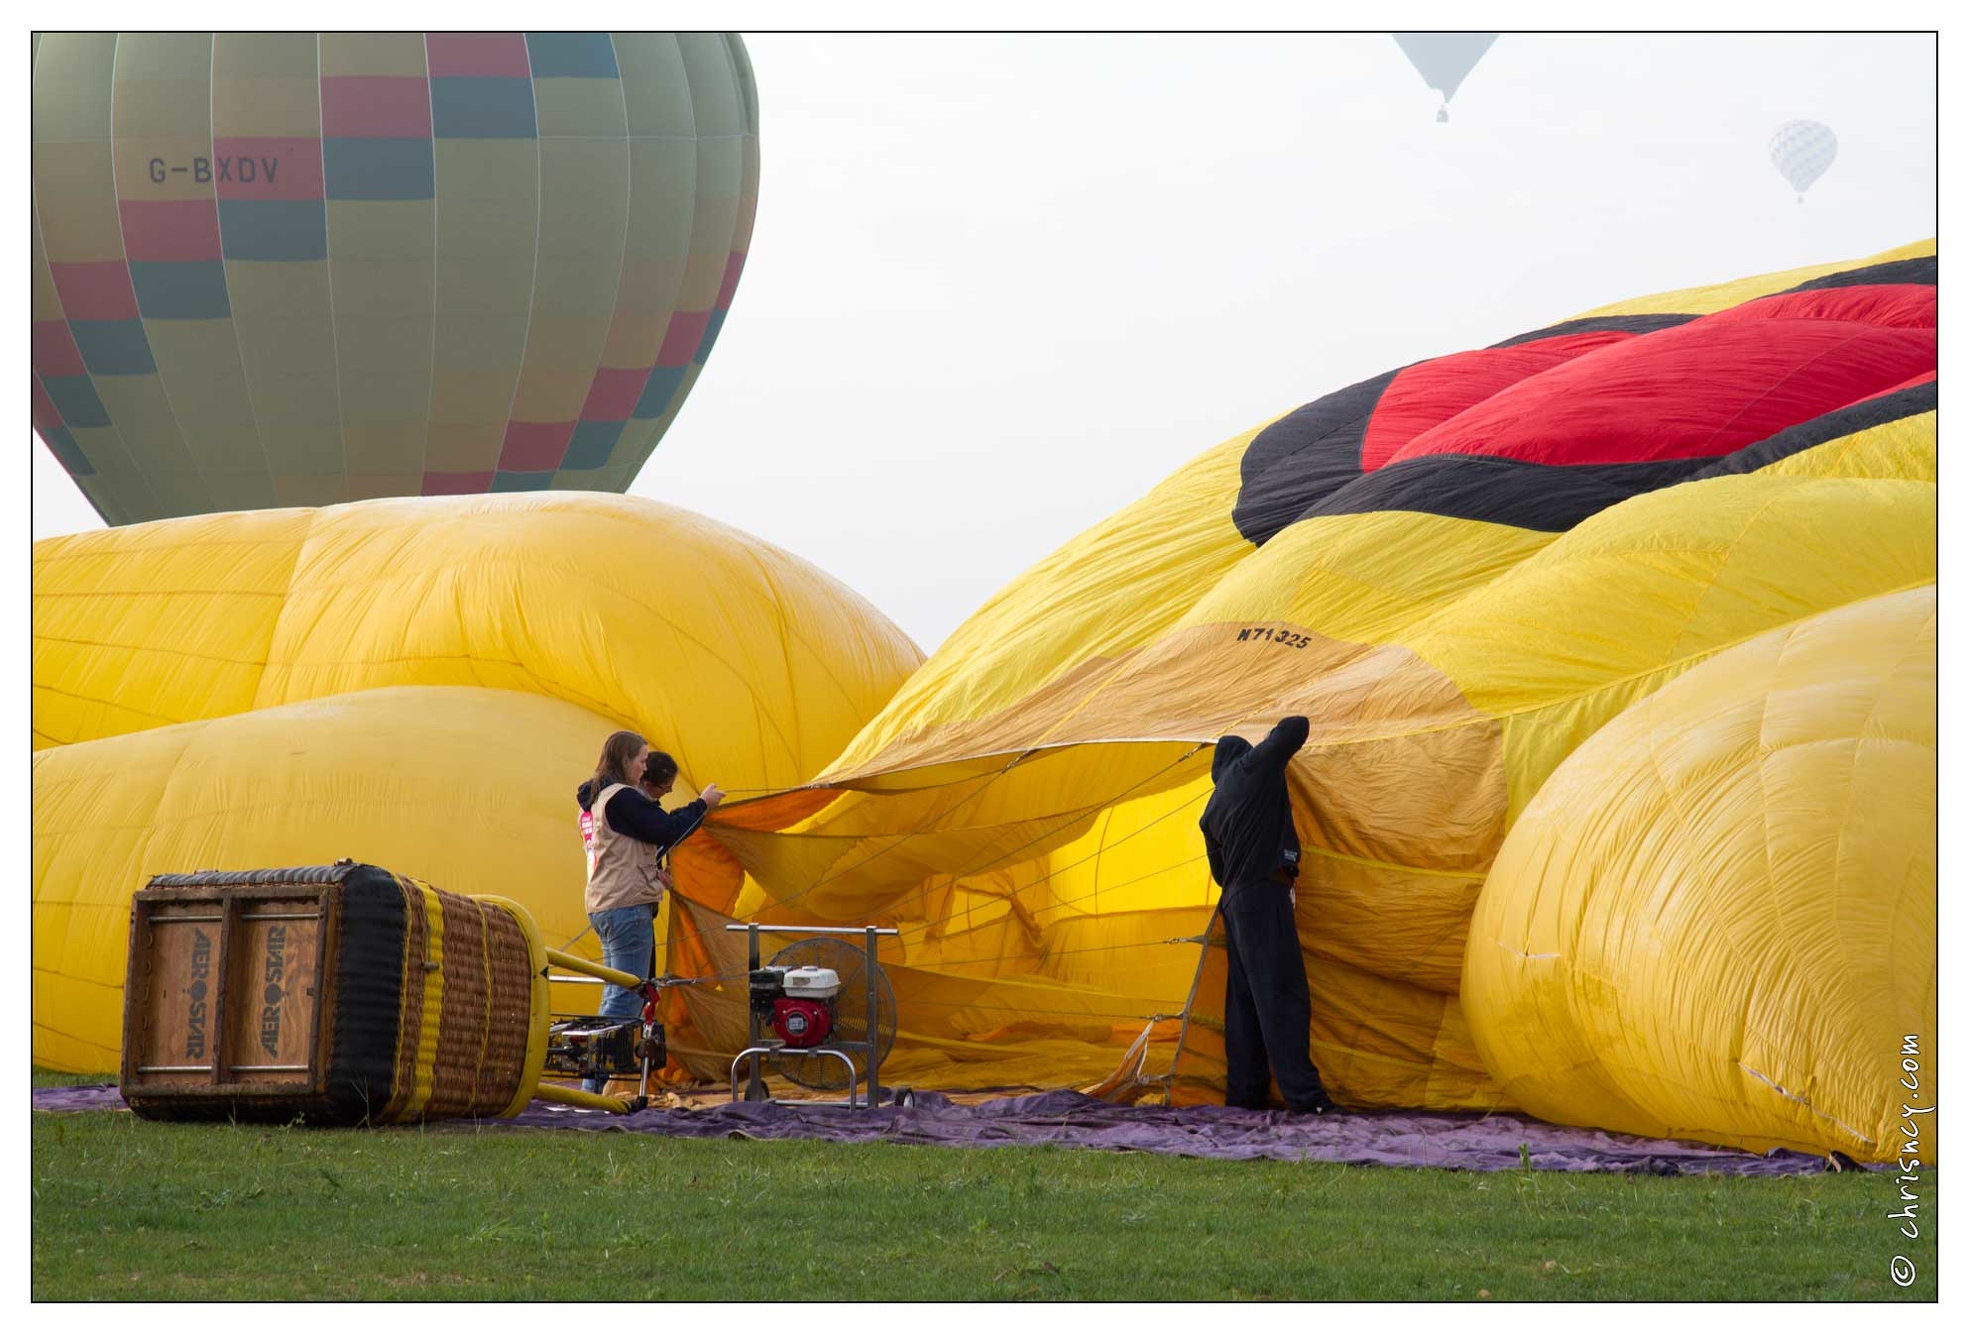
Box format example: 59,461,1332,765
582,783,668,914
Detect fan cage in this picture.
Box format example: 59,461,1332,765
764,936,897,1091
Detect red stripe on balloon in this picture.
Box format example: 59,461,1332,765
580,367,648,422
715,251,746,309
32,376,65,431
425,34,531,78
211,137,327,200
421,470,495,496
31,321,88,379
118,199,224,262
654,311,711,368
1707,283,1934,331
1361,330,1638,472
1382,320,1937,469
320,77,435,139
498,420,575,471
49,262,141,321
1869,368,1937,397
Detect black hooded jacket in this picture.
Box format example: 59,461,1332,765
576,778,709,851
1199,716,1309,893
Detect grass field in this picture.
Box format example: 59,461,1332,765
32,1071,1936,1301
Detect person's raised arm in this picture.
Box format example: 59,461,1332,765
604,786,710,850
1246,715,1310,781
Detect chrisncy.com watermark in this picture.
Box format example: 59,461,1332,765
1888,1034,1932,1289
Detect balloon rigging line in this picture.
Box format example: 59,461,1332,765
876,742,1212,937
648,928,1214,993
644,743,1218,1019
886,788,1214,947
645,741,1211,990
742,746,1047,913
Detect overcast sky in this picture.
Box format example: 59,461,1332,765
27,29,1940,653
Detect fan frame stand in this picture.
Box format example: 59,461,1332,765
725,921,900,1110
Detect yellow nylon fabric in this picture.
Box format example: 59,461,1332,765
713,455,1933,1113
35,686,614,1069
32,243,1935,1153
34,508,314,748
33,493,920,791
1464,587,1936,1162
31,493,923,1072
711,243,1936,1129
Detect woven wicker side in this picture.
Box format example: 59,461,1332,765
424,888,536,1118
369,876,537,1123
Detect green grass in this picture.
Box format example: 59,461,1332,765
34,1068,115,1089
32,1080,1936,1301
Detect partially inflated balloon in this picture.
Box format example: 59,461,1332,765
1769,119,1838,200
31,33,759,524
35,686,618,1071
30,492,924,1071
707,241,1935,1141
1465,587,1935,1161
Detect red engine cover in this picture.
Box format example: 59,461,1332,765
771,997,833,1048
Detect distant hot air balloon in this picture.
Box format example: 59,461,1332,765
1769,119,1838,202
31,33,760,525
1393,32,1497,121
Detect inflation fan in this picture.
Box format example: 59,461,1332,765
728,923,901,1109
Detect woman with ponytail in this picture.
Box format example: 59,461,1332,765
574,730,724,1090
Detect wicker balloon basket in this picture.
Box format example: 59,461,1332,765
120,862,551,1125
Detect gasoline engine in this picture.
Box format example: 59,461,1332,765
728,924,901,1109
749,964,841,1047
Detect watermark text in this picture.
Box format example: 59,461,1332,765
1887,1034,1931,1289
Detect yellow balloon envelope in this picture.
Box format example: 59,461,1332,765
712,241,1936,1139
32,492,924,1072
1465,586,1935,1162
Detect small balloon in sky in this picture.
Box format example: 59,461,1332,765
1769,119,1839,202
1392,32,1498,122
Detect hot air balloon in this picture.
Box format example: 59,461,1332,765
30,492,924,1071
1769,119,1838,201
1467,585,1935,1161
700,241,1934,1151
30,33,760,526
1393,32,1497,121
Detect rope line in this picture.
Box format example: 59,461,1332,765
647,928,1213,993
749,741,1208,931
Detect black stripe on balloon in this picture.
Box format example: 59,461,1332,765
1234,367,1401,546
1691,380,1937,482
1487,312,1696,350
1779,254,1936,294
1298,452,1710,533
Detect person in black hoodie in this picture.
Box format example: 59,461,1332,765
576,731,723,1089
1199,715,1333,1114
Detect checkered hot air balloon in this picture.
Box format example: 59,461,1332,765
31,33,759,525
1768,119,1838,202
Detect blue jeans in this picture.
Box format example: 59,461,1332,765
585,904,656,1092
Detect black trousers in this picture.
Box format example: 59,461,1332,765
1221,882,1328,1112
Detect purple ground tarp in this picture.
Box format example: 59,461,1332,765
33,1083,1845,1176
